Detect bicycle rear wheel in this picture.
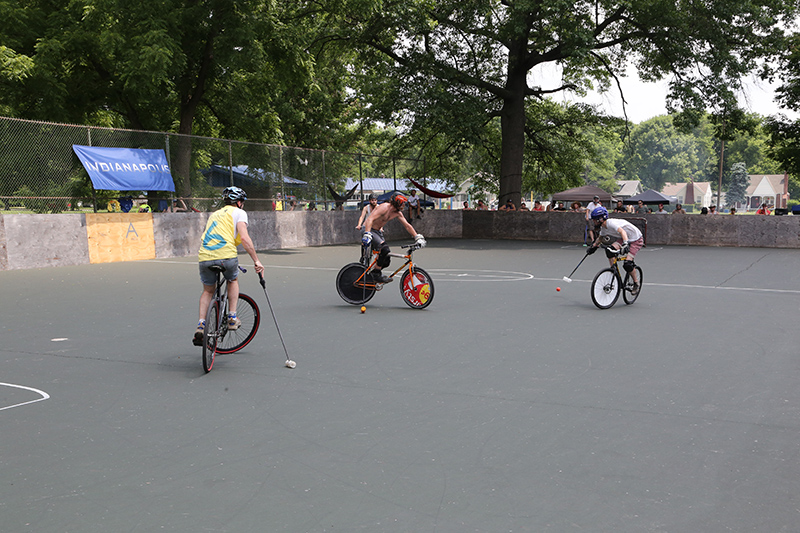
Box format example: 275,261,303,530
400,267,434,309
216,293,260,354
591,268,620,309
336,263,375,305
622,266,643,305
202,300,220,372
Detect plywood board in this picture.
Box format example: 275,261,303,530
86,213,156,263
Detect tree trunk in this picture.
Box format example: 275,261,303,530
499,70,526,209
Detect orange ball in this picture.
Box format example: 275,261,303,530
360,306,366,313
556,287,561,292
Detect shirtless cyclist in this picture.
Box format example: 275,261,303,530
362,192,426,283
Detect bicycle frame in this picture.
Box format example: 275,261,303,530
355,244,421,288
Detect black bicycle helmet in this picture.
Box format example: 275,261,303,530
222,186,247,204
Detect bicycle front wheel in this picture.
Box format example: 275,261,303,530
622,266,643,305
202,300,220,372
591,268,620,309
336,263,375,305
216,294,260,354
400,267,434,309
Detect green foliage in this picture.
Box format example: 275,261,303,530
622,116,702,190
321,0,799,203
726,162,749,207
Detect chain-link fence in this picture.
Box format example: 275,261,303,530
0,117,425,213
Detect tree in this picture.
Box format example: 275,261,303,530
321,0,798,206
0,1,360,197
726,162,749,207
622,116,701,191
764,34,800,181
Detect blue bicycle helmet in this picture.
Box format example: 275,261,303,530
590,206,609,221
222,186,247,204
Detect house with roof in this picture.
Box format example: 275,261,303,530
616,180,643,200
742,174,789,210
661,181,713,208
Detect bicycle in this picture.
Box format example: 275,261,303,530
336,242,434,309
590,246,643,309
201,265,261,372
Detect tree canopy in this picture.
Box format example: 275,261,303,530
319,0,799,206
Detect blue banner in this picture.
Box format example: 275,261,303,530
73,145,175,192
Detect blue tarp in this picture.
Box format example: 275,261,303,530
73,145,175,192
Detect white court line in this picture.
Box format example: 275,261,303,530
536,277,800,295
0,383,50,412
151,259,797,294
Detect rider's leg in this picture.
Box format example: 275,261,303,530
199,284,215,322
627,238,644,285
227,279,240,315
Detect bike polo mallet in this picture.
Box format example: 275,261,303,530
563,251,591,283
258,272,296,369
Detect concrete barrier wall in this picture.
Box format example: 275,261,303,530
4,209,799,270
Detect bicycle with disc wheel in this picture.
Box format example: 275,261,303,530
590,246,643,310
202,265,261,372
336,242,434,309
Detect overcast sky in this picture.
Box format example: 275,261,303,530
533,64,798,124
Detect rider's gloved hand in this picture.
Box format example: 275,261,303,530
414,234,427,248
587,246,597,255
362,232,373,246
619,243,630,255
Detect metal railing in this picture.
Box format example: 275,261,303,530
0,116,424,213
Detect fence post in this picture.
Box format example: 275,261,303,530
88,126,98,213
279,146,285,202
322,150,328,210
228,140,234,186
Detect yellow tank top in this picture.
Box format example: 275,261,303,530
198,205,244,261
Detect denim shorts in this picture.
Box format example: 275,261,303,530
199,257,239,286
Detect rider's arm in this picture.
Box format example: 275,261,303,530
356,206,368,229
237,221,264,274
398,212,418,238
617,227,629,243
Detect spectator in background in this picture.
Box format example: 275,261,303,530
585,195,603,243
708,205,718,215
701,206,709,215
672,203,686,214
168,198,188,212
570,202,583,212
553,202,567,211
730,207,736,215
756,203,771,215
634,200,647,215
655,203,669,214
613,200,627,213
519,202,530,211
274,192,283,211
499,199,517,211
462,201,471,210
407,189,422,219
306,201,317,211
533,200,544,211
287,199,297,211
476,199,488,210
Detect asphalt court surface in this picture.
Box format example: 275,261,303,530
2,239,800,532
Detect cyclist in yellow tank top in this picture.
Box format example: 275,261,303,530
193,187,264,346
